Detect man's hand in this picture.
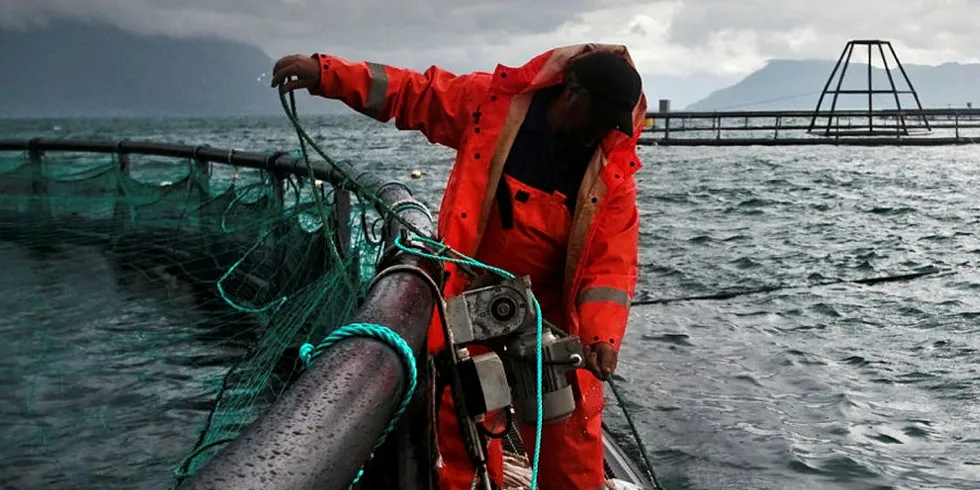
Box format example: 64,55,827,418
583,342,617,381
271,54,322,94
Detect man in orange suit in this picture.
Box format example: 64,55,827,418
272,43,644,490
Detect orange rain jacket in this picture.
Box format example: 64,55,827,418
311,43,644,360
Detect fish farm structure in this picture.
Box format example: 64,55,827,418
639,39,980,146
0,136,659,490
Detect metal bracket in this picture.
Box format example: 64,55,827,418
441,275,587,426
444,275,536,346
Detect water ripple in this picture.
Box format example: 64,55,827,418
6,117,980,489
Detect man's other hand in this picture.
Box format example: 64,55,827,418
271,54,322,94
583,342,617,381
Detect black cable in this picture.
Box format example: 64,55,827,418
631,267,947,306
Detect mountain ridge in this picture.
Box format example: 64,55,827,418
684,58,980,111
5,21,976,118
0,20,348,118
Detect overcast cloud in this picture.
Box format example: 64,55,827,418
2,0,979,79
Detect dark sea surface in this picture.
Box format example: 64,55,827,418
1,114,979,490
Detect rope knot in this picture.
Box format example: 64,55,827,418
296,322,417,489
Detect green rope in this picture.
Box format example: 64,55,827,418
215,229,288,314
392,235,544,490
276,90,543,489
213,170,299,313
285,95,358,294
608,379,665,490
219,181,273,233
297,323,417,489
277,93,434,242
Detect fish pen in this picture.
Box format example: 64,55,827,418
638,108,980,146
0,137,660,490
0,137,441,489
640,39,980,147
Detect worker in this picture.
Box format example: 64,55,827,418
272,43,644,490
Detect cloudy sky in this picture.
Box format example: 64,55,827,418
2,0,978,81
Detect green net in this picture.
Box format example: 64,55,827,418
0,148,386,489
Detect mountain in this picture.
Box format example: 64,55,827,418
685,59,980,111
0,21,346,118
640,71,738,111
16,21,972,118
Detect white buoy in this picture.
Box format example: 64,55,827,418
410,170,422,180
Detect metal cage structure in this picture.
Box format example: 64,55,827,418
807,39,931,137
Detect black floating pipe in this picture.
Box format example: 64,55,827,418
176,256,438,490
0,139,433,226
175,264,437,489
174,156,441,489
0,138,441,489
0,138,280,170
0,138,445,489
0,138,323,188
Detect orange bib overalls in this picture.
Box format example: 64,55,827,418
435,172,606,490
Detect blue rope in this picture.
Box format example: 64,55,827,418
298,323,418,489
392,235,543,490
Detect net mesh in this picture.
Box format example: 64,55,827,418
0,149,385,489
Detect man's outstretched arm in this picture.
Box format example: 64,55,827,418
272,53,488,150
576,177,640,380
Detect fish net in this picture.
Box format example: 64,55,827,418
0,148,386,489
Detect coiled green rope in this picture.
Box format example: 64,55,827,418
298,323,417,489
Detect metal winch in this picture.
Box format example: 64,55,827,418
443,274,585,426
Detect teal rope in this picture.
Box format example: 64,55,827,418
277,93,435,242
277,90,540,487
219,181,272,233
275,89,657,490
215,229,288,313
298,323,417,489
392,235,544,490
